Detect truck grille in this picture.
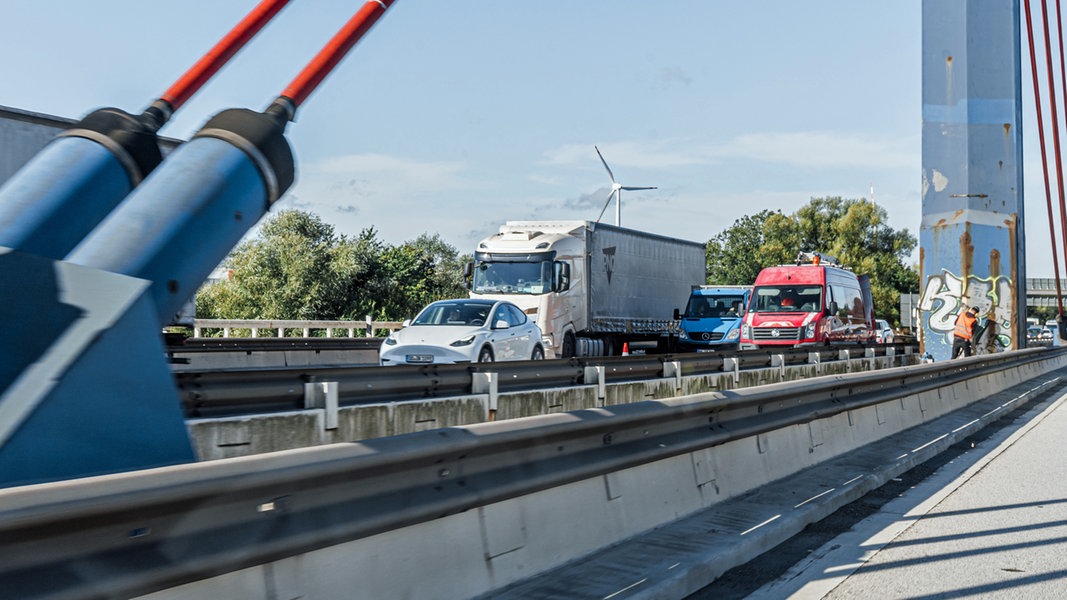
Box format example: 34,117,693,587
751,327,801,341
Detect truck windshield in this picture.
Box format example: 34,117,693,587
472,261,553,295
751,285,823,313
685,294,746,318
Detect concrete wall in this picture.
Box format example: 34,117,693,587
187,352,910,460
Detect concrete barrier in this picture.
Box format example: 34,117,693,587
187,353,910,460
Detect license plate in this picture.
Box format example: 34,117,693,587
406,354,434,364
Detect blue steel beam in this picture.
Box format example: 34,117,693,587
0,0,398,488
919,0,1026,360
0,0,289,260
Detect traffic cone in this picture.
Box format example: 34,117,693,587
622,342,630,356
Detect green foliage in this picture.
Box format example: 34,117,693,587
196,210,469,324
705,197,919,325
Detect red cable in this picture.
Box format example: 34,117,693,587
1040,0,1067,314
1026,0,1065,312
279,0,397,110
161,0,290,111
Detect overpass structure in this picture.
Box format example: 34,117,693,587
1025,278,1067,307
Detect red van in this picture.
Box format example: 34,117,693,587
739,252,875,349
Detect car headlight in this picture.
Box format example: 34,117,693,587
450,335,476,347
804,323,816,339
725,329,740,341
384,336,397,346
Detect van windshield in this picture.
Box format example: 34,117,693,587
472,261,553,295
751,285,822,313
685,294,746,318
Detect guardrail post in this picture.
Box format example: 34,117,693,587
584,366,606,403
722,357,740,384
663,361,682,391
839,348,852,371
771,353,786,377
472,372,499,421
865,347,876,359
807,352,821,374
366,315,373,337
304,381,339,430
887,346,896,359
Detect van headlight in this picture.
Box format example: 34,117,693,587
804,323,816,339
679,329,690,340
725,329,740,341
450,335,476,347
741,324,751,338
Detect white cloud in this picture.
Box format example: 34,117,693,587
540,131,917,173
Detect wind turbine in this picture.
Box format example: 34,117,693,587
594,145,657,226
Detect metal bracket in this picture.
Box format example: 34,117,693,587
304,381,338,430
472,372,499,419
584,366,606,402
663,361,682,390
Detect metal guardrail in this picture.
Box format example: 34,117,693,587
4,347,1063,600
191,318,403,338
175,344,913,418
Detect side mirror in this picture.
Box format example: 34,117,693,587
673,308,682,320
554,261,571,292
828,301,839,316
494,319,510,330
463,262,473,290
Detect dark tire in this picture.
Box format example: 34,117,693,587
531,345,544,360
477,347,494,363
561,333,576,358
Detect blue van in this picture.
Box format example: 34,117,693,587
673,286,751,351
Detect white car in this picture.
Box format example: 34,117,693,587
380,299,544,365
875,319,894,344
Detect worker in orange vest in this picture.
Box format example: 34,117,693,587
953,305,979,358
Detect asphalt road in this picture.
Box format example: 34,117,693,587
745,380,1067,599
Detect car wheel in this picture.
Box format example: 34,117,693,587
477,347,494,363
531,345,544,360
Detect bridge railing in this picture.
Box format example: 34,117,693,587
192,318,404,338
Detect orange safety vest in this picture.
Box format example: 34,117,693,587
954,311,977,339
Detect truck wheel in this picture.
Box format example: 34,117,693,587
477,347,494,363
561,333,576,358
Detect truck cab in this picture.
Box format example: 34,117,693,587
674,286,750,351
740,252,874,349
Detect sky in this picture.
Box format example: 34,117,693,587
4,1,1056,278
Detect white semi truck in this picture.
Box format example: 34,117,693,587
467,220,706,357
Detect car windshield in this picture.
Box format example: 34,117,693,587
472,261,552,295
412,301,493,326
751,286,822,313
685,294,746,318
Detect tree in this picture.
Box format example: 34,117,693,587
197,210,343,320
705,197,919,325
705,210,783,284
196,211,471,327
